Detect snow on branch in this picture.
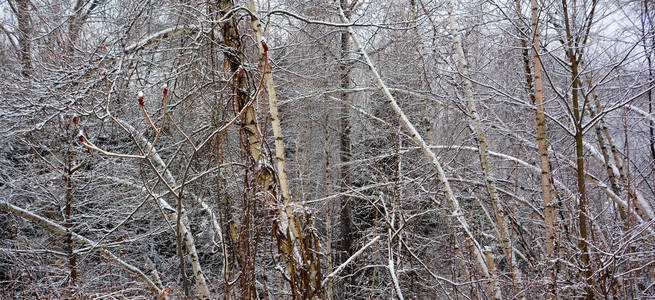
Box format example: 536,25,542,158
322,235,380,286
0,199,164,297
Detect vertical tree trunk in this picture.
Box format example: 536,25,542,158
644,0,655,161
325,107,334,300
515,3,537,106
12,0,32,77
218,1,276,296
338,1,355,284
560,0,595,297
529,0,558,297
217,1,275,296
246,0,303,250
60,1,102,290
218,0,324,297
68,0,85,52
64,146,77,288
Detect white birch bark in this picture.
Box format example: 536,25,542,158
339,7,501,300
113,118,212,299
246,0,302,253
246,1,322,296
444,0,519,291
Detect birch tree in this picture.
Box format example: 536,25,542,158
2,0,655,299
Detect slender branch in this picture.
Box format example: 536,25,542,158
321,235,380,286
0,199,165,298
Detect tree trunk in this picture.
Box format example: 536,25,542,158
644,0,655,161
324,106,334,300
0,201,165,298
338,2,355,286
529,0,558,297
12,0,32,77
64,146,77,288
218,0,324,297
560,0,594,297
445,0,517,293
341,7,501,299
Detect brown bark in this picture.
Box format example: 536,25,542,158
12,0,32,77
515,1,536,106
60,1,103,288
64,146,77,287
219,8,259,295
560,0,596,297
338,0,355,275
218,1,323,297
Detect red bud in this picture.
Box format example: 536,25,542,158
162,84,168,96
261,39,268,53
138,91,144,106
72,115,78,125
236,65,243,78
78,135,84,143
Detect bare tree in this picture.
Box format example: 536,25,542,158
2,0,654,299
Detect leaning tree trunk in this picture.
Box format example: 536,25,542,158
445,0,517,294
0,201,166,298
340,7,502,300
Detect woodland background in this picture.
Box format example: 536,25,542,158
1,0,654,299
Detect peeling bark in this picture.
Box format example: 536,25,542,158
216,0,324,297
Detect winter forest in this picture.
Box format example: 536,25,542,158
1,0,654,298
